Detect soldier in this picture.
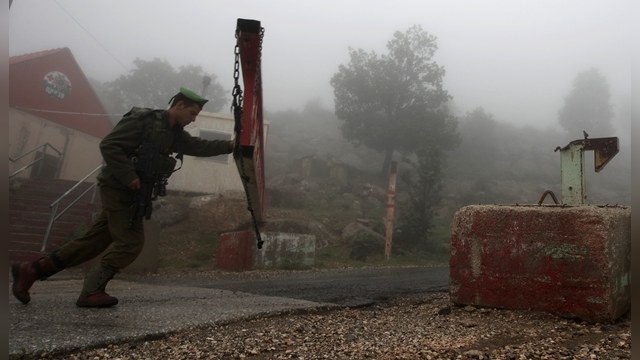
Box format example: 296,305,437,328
11,87,234,308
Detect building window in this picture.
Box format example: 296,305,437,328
199,130,232,164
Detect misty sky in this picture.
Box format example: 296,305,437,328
9,0,633,131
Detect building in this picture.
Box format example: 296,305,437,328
8,47,268,267
9,47,268,196
9,47,112,181
170,111,246,195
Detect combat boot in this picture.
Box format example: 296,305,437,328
11,257,61,304
76,264,119,308
76,291,119,308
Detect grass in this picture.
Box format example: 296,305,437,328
315,243,448,269
157,218,221,271
155,175,452,271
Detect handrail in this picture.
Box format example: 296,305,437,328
9,142,63,162
9,143,63,179
41,164,104,252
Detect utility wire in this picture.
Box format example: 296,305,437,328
52,0,130,73
14,106,122,117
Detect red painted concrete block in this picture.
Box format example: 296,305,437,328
450,205,630,323
216,231,255,271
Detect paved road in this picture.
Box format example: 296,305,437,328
126,266,449,306
9,266,448,357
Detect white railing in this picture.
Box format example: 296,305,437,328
9,143,63,179
41,164,104,252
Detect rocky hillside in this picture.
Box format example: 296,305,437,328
153,161,408,270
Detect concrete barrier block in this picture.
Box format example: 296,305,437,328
254,232,315,269
449,205,630,322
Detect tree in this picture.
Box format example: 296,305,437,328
558,68,614,138
102,58,227,115
331,25,459,176
396,143,445,252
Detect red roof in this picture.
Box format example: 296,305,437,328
9,47,113,138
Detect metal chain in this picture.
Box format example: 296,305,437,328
231,42,243,126
232,28,264,249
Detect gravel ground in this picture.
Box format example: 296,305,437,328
37,293,630,360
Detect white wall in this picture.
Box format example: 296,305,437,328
168,112,246,195
9,108,267,195
9,108,102,181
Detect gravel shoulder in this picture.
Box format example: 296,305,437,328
40,293,631,360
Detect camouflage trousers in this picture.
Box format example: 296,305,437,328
52,185,145,271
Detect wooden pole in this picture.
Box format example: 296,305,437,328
384,161,398,261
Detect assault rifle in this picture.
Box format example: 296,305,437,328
129,142,165,227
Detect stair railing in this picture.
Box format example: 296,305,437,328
41,164,104,252
9,143,63,179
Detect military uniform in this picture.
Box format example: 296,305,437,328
98,107,232,191
11,88,232,307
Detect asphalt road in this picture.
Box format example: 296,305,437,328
124,266,450,307
9,266,449,357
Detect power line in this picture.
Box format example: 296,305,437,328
14,106,122,117
52,0,130,73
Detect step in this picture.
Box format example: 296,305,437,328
10,233,68,245
9,178,101,260
11,189,96,202
9,239,50,252
10,222,84,235
9,206,98,220
10,184,98,202
11,177,94,188
10,195,97,207
8,229,81,243
10,243,67,256
9,250,46,264
10,217,91,230
9,209,93,224
10,185,96,195
10,209,92,219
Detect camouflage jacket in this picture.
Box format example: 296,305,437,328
97,107,232,190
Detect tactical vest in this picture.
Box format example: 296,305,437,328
125,107,182,178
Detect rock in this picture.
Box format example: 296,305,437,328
437,306,451,315
464,349,485,358
188,194,218,209
152,198,188,227
341,222,384,243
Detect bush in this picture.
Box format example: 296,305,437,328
349,233,383,261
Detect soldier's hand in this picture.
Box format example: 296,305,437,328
129,178,141,190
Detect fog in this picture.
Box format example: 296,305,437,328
9,0,632,132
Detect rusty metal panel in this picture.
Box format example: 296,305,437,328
449,205,630,322
557,136,619,205
216,231,255,271
582,137,619,172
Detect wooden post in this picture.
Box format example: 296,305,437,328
384,161,398,261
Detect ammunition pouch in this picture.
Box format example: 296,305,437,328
158,156,177,180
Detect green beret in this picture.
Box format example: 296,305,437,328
169,87,209,107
